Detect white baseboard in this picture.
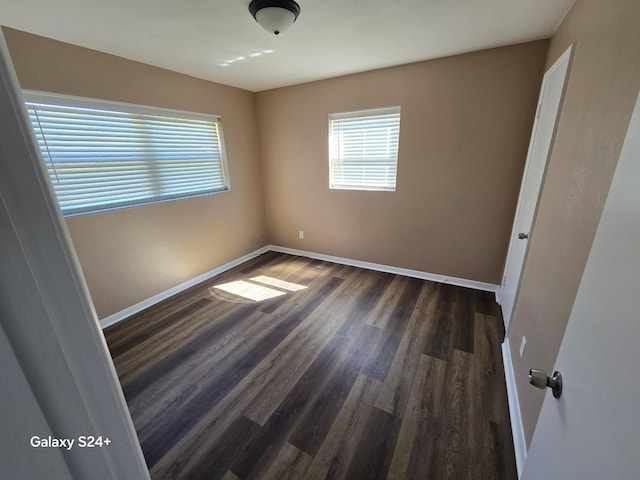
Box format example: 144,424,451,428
99,245,270,329
502,338,527,478
269,245,500,293
100,244,500,329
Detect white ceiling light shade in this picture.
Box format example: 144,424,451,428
249,0,301,35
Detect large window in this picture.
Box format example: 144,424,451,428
24,91,230,216
329,106,401,191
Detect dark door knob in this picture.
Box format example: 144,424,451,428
518,232,529,240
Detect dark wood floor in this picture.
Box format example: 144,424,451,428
104,252,516,480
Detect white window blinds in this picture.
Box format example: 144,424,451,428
329,106,401,191
23,91,229,216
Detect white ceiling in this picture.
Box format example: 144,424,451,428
0,0,574,92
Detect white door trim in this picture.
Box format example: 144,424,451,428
500,45,574,330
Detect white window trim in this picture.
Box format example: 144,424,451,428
329,105,401,192
22,90,231,216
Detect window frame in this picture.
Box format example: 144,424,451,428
328,105,401,192
23,90,231,217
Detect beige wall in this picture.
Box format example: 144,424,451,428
3,27,268,319
507,0,640,446
256,41,548,285
4,28,550,318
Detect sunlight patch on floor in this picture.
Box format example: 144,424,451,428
212,276,308,303
213,280,286,302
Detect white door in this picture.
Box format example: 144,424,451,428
500,46,573,329
522,90,640,479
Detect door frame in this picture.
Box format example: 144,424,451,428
499,45,574,331
0,31,149,478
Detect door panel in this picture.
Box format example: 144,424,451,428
522,90,640,479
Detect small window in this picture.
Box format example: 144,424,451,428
23,91,230,216
329,106,401,191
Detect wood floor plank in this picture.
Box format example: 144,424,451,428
375,282,437,416
473,312,509,423
386,354,446,480
427,348,475,480
488,420,518,479
107,297,212,358
343,406,402,480
103,252,516,480
261,442,313,480
361,276,424,380
470,313,517,478
365,274,405,329
303,374,382,480
187,415,262,480
423,283,452,360
449,286,475,354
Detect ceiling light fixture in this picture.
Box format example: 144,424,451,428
248,0,301,36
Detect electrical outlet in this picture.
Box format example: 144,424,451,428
519,336,527,358
298,230,304,240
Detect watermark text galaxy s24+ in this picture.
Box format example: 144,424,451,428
29,435,112,451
